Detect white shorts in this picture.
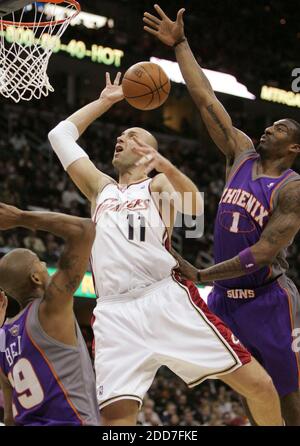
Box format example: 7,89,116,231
92,276,251,410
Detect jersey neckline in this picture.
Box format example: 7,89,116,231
251,158,293,181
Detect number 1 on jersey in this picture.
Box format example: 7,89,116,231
230,212,241,233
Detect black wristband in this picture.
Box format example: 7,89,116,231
197,270,202,283
173,37,186,48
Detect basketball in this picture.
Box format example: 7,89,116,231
122,61,171,111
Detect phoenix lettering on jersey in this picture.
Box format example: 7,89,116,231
5,336,22,367
220,188,269,227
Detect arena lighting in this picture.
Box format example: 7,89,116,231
47,268,212,301
150,57,256,100
261,85,300,108
26,3,114,30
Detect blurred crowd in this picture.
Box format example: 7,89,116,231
138,369,249,426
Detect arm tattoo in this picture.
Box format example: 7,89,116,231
207,104,230,141
64,275,81,294
261,185,300,246
199,67,214,92
200,256,243,283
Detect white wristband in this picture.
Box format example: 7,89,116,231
48,120,89,171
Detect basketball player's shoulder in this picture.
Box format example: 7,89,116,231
99,175,117,193
149,173,172,193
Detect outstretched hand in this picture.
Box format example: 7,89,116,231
143,4,185,47
171,249,200,283
100,72,124,104
132,136,173,175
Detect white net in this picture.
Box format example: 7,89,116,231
0,1,80,102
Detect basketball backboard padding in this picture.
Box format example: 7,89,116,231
0,0,33,17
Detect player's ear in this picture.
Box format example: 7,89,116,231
30,272,43,286
290,143,300,154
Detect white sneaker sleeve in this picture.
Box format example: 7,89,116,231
48,120,89,171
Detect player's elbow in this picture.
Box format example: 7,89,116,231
48,123,62,146
48,120,78,147
69,218,95,244
80,219,96,242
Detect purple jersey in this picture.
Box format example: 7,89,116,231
0,299,99,426
214,148,300,288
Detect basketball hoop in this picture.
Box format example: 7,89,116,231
0,0,81,102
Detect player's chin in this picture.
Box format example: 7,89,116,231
256,142,266,153
112,157,119,167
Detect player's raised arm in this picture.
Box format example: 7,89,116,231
48,72,123,204
0,203,95,313
143,5,254,162
132,136,203,218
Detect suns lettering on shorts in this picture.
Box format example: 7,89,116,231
221,188,269,228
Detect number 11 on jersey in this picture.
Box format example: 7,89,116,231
127,214,146,242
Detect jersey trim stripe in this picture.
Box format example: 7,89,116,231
269,171,295,211
226,154,258,186
99,394,143,410
25,305,84,425
278,283,300,389
116,177,150,190
92,181,114,222
171,274,250,369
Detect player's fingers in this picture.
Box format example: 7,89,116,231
135,154,153,166
135,156,148,167
132,136,149,148
154,4,168,20
132,144,151,154
144,12,161,25
144,26,159,37
106,72,111,86
114,72,122,85
143,16,159,30
177,8,185,24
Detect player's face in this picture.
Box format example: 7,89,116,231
257,119,296,157
112,128,146,170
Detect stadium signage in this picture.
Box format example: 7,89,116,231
150,57,256,100
1,26,124,67
261,85,300,108
47,268,211,300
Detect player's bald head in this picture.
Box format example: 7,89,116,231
0,249,39,302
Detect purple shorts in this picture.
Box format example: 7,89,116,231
208,276,300,397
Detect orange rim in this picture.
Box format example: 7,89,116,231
0,0,81,28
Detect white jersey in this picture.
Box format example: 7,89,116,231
91,178,177,298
